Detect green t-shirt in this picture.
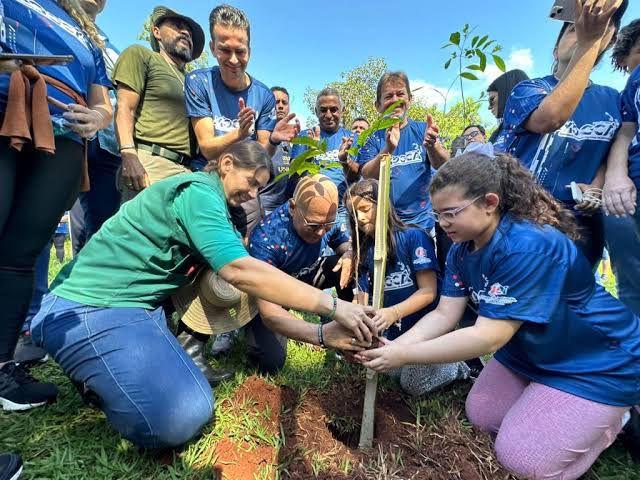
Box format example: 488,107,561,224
52,172,248,309
112,44,193,156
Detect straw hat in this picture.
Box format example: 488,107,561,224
172,269,257,335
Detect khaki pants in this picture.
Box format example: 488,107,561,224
118,148,190,203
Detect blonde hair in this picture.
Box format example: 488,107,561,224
57,0,105,49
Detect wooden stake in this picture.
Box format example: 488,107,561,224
359,154,391,449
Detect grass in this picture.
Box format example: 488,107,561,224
1,241,638,479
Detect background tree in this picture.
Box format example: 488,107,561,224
137,15,210,72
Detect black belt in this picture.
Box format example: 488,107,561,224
136,141,191,166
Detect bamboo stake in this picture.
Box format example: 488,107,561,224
359,153,391,449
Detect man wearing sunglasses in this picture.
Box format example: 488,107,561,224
245,174,356,373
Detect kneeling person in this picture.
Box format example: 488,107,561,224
247,174,355,373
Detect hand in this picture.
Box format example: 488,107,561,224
574,0,623,47
338,135,353,164
120,151,149,191
332,299,376,344
603,174,637,217
574,182,602,215
323,322,371,351
372,307,401,334
354,337,405,373
237,97,256,139
0,59,22,74
332,250,354,289
385,124,400,153
423,114,440,148
62,103,106,139
270,113,300,144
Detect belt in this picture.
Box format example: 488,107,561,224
136,141,191,166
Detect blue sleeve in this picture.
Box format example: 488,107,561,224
356,132,383,166
476,252,567,323
256,90,276,132
91,44,112,88
358,268,371,295
248,224,283,267
185,71,213,119
621,80,638,124
329,222,351,249
441,247,468,298
407,230,438,274
502,79,550,134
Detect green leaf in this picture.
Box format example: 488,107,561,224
444,58,452,70
476,50,487,70
463,23,470,34
318,138,328,153
476,35,489,48
322,162,343,170
467,64,483,71
357,126,375,147
460,72,479,81
492,45,502,54
493,54,506,72
449,32,460,46
441,43,453,49
471,35,479,48
273,170,289,182
375,117,402,130
347,146,359,157
290,136,319,148
382,99,403,118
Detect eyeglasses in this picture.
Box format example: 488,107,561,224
463,130,482,141
299,211,337,231
430,196,483,224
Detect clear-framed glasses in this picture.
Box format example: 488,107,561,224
299,211,337,231
463,130,482,142
430,196,483,223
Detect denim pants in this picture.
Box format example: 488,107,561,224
604,213,640,315
31,294,214,449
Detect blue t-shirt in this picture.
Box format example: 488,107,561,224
184,66,276,164
442,215,640,407
621,64,640,191
260,142,291,212
494,75,621,205
358,228,439,340
357,119,434,229
249,203,350,278
0,0,111,143
290,126,353,206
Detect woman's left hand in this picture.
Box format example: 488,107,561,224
371,307,401,334
332,250,353,289
62,103,105,139
354,337,405,373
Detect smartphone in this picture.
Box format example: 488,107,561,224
549,0,576,23
0,53,74,66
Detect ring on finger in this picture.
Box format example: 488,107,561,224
351,337,357,345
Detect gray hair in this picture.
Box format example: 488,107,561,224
315,87,343,112
209,4,251,44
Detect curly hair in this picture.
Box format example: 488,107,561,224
612,19,640,72
429,152,581,241
57,0,104,49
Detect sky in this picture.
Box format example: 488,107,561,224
98,0,640,128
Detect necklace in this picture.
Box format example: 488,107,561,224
160,51,185,89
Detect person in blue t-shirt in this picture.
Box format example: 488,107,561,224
357,152,640,480
0,0,113,412
346,179,469,395
289,88,360,222
494,1,628,268
246,174,356,373
357,71,449,231
602,19,640,322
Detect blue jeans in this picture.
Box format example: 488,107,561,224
70,141,121,255
604,213,640,315
31,294,214,449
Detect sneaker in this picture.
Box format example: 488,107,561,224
210,331,236,357
0,453,22,480
12,333,48,366
0,363,58,411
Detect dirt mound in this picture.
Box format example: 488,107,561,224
198,375,514,479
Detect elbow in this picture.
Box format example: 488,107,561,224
218,260,256,293
528,110,568,134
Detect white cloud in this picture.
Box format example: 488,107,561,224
410,79,460,108
482,48,534,86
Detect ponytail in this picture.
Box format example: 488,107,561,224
429,152,580,240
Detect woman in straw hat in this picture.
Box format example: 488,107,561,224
29,140,375,450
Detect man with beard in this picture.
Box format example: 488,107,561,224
113,6,205,199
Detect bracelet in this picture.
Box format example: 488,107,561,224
119,144,136,152
318,324,326,348
328,295,337,320
269,135,281,147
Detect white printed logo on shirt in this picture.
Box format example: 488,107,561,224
556,112,620,142
384,262,414,291
391,143,424,167
470,275,518,306
414,247,431,265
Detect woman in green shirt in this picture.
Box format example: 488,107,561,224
30,141,375,449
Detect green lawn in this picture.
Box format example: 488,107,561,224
1,241,638,479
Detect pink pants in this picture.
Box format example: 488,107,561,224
465,359,629,480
